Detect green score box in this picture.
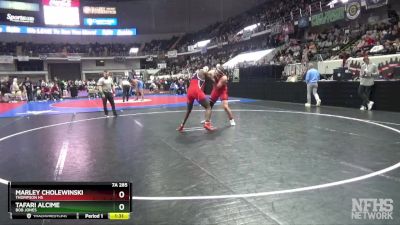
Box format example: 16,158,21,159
11,201,130,213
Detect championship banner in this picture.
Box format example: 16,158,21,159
67,55,81,61
113,56,126,63
365,0,388,9
167,50,177,58
17,56,29,61
241,29,252,41
271,23,282,35
187,45,195,52
39,54,48,60
157,63,167,69
346,1,361,20
232,68,240,83
311,7,345,27
146,56,153,62
0,55,14,64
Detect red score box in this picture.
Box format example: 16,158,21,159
14,189,131,201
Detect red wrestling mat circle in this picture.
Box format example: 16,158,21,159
0,102,26,114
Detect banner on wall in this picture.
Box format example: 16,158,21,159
311,7,345,27
346,1,361,20
114,56,126,62
232,68,240,83
157,63,167,69
348,56,400,79
82,6,116,15
17,56,29,61
167,50,177,58
0,25,137,36
241,29,252,41
67,55,81,61
0,55,14,64
271,23,282,35
84,18,117,26
365,0,388,9
0,12,37,24
146,56,153,62
39,54,48,60
188,45,195,52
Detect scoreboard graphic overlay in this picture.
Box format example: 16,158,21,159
8,182,132,220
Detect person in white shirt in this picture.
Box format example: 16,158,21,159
358,55,378,111
11,78,22,101
97,71,117,117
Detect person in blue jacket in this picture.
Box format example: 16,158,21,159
305,63,321,107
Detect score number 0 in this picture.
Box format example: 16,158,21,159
118,191,125,211
112,183,129,211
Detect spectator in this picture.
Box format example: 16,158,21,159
51,83,62,101
11,78,22,102
23,77,33,101
358,55,378,111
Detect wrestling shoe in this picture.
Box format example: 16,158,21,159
200,120,211,124
367,101,374,111
305,103,311,107
360,106,366,111
204,121,216,131
316,100,322,107
176,124,184,132
230,119,236,126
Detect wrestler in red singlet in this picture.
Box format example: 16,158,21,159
209,65,235,126
187,71,206,104
177,67,215,132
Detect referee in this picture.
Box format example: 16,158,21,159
97,70,117,117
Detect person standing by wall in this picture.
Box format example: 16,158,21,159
305,63,321,107
97,70,117,117
23,77,33,102
359,55,378,111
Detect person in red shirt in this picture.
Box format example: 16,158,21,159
365,36,375,47
41,84,50,101
51,83,61,101
177,66,215,132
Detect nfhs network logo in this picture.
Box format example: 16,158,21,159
352,198,393,220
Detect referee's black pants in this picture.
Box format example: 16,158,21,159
358,85,372,107
122,85,130,102
102,92,117,116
